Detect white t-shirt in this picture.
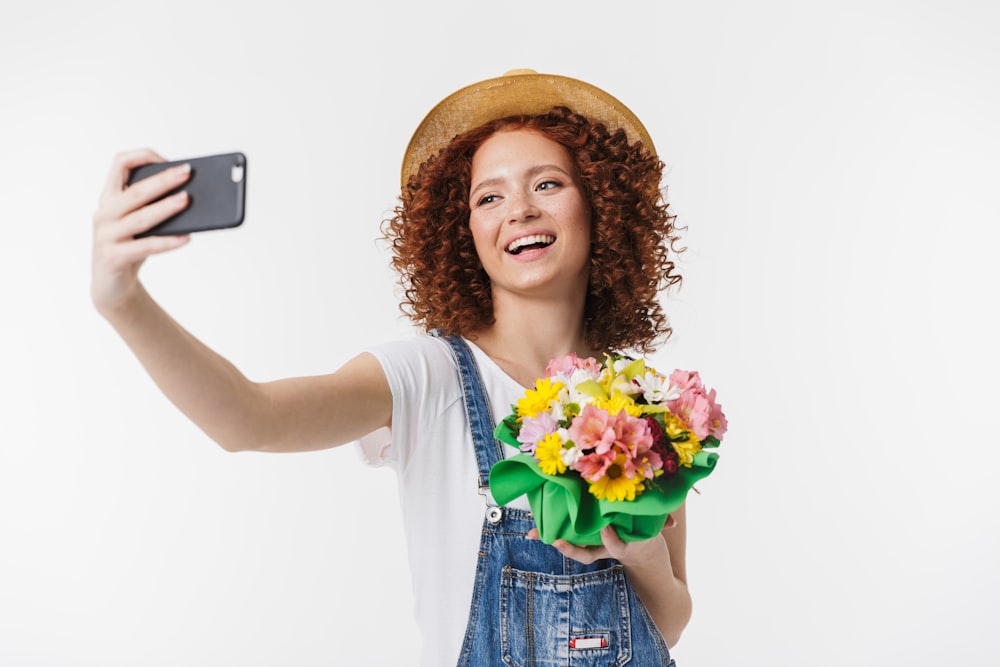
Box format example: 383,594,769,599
356,335,530,666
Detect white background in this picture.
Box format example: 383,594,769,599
2,1,998,665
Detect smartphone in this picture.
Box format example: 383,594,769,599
128,152,247,237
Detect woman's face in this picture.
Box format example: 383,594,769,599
467,128,591,303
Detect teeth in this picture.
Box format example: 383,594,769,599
506,234,555,253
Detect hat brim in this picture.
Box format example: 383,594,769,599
401,71,655,186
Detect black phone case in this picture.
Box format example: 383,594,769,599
128,152,246,237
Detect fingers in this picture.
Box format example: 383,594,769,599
115,190,190,240
100,148,167,201
525,525,607,564
527,524,661,566
600,524,626,550
542,525,655,566
93,149,192,241
91,149,193,315
94,228,191,273
552,538,609,565
100,162,192,222
115,233,191,264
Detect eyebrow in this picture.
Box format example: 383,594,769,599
469,164,573,198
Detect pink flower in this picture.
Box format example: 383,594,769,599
707,388,728,439
666,373,727,442
545,353,602,378
567,404,617,454
669,390,713,440
517,412,558,454
571,410,663,483
629,447,663,480
611,413,659,479
669,369,704,393
574,449,616,482
612,411,654,459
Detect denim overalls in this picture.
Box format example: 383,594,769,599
437,333,676,667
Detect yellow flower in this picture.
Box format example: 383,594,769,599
535,432,568,476
663,412,702,467
588,454,646,502
516,378,565,419
595,393,642,417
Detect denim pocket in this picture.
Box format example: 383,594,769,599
499,563,632,667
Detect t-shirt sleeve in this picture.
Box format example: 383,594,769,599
352,335,460,469
354,427,393,467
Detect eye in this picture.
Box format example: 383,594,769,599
475,193,500,206
536,179,562,191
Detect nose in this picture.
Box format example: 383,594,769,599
507,190,540,224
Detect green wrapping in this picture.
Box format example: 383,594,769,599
490,421,719,545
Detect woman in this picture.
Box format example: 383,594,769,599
92,70,690,665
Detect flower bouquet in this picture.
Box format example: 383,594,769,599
489,353,727,545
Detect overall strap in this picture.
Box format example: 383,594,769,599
431,330,504,494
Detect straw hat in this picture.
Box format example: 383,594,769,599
400,69,655,186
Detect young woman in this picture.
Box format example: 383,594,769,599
92,70,689,666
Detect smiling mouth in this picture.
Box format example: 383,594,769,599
506,234,556,255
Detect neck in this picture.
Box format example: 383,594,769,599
468,290,599,387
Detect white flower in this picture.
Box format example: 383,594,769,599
560,439,582,467
565,368,600,407
634,370,681,404
548,371,573,387
546,383,576,423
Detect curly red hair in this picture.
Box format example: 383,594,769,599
382,106,683,353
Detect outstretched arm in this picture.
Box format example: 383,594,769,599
92,149,391,453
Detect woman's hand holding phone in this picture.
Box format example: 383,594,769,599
91,149,192,317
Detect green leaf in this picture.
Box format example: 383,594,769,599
619,357,647,382
494,420,521,449
574,379,608,401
